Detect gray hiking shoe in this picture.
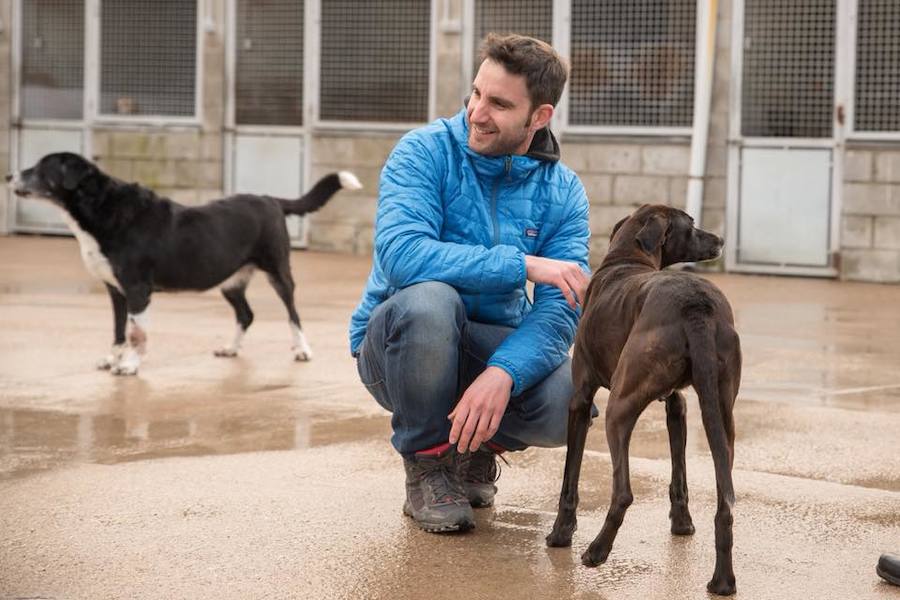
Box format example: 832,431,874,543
403,450,474,533
461,447,504,508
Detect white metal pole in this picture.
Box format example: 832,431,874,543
685,0,719,225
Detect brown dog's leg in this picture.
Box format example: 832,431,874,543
581,391,645,566
546,378,598,548
665,391,695,535
697,362,738,595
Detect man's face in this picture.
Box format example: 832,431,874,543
466,59,536,156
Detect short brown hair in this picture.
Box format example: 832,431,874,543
478,33,569,108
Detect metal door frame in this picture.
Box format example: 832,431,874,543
8,0,93,234
223,0,312,247
725,0,852,277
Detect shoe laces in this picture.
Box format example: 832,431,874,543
464,449,509,484
413,454,468,506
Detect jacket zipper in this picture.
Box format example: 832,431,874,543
490,156,512,247
473,156,512,321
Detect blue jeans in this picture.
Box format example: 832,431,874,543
357,281,591,456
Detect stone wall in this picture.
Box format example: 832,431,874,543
560,141,692,267
91,129,223,206
840,146,900,282
306,133,396,255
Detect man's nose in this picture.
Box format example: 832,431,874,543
469,96,488,122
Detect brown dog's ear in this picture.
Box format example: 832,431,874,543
610,216,628,241
635,214,667,253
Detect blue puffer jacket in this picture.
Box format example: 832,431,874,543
349,108,590,396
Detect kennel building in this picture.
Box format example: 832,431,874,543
0,0,898,282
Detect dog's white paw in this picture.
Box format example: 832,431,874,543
214,346,239,358
110,349,140,375
291,325,313,362
292,347,313,362
110,363,139,376
97,344,127,370
97,355,117,370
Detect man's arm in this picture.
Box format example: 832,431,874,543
449,176,591,452
487,177,590,394
375,134,526,294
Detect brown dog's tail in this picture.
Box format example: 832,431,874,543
277,171,362,216
684,306,735,506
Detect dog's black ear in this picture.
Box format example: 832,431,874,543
636,214,667,253
61,159,91,191
610,216,628,242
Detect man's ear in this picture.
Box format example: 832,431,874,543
635,214,667,253
529,104,553,131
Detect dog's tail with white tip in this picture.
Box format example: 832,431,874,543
278,171,363,216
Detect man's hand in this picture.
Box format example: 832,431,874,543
524,255,589,309
448,366,513,453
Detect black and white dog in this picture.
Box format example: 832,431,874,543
7,152,362,375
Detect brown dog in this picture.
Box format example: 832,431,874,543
545,204,742,596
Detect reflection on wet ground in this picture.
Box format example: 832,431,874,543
0,404,391,480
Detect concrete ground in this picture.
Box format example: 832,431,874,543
0,235,899,600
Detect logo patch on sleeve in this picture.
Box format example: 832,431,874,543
524,228,539,238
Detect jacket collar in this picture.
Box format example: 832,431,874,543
450,108,560,181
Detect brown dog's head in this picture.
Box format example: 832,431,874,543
609,204,723,268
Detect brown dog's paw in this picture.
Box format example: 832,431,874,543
545,529,574,548
580,546,609,567
670,515,695,536
706,575,736,596
580,536,614,567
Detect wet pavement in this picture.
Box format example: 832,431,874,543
1,235,899,600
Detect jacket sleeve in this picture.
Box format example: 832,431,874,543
486,176,591,395
375,134,526,294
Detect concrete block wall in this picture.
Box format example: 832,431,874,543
561,141,692,267
92,129,223,206
307,133,397,255
840,146,900,282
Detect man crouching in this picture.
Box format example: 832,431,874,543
349,33,593,532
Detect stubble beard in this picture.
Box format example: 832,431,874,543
468,114,533,157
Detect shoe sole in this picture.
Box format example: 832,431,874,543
877,566,900,586
469,496,494,509
403,502,475,533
